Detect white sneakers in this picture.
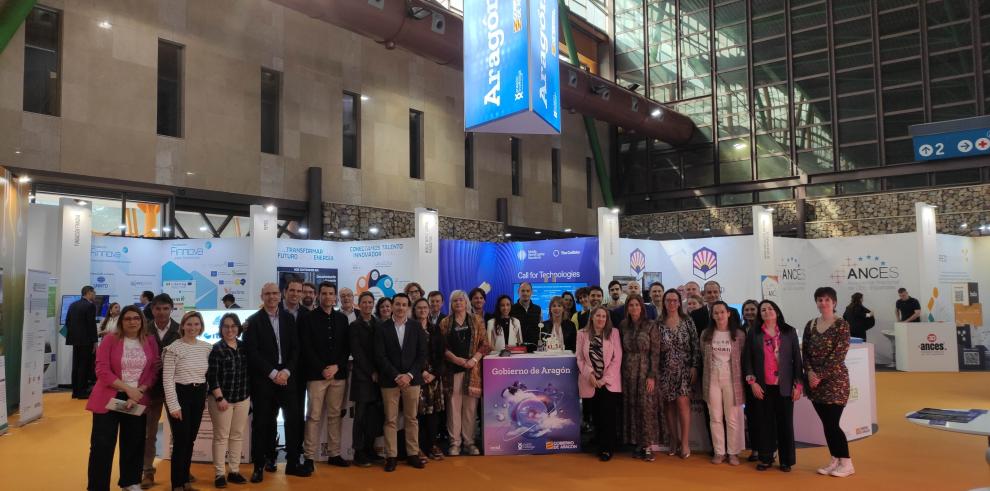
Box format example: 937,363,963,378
830,458,855,477
817,457,839,475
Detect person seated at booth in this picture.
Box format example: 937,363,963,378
540,296,577,352
487,295,523,351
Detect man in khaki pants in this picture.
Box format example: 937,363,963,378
373,293,428,472
299,281,352,473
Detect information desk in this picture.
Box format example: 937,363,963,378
482,352,582,456
795,343,877,445
894,322,959,372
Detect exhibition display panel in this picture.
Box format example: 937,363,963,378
894,322,959,372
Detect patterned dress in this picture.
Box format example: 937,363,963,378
418,322,445,415
802,318,851,406
659,316,701,401
620,319,661,447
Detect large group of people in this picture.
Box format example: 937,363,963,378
73,276,873,491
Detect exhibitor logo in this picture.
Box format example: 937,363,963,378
777,256,805,282
919,333,946,353
829,255,899,286
692,247,718,280
629,248,646,276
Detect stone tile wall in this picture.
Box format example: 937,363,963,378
620,184,990,239
322,202,504,242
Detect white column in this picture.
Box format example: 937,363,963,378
56,198,92,386
249,205,278,302
915,202,940,321
597,207,621,287
753,205,778,301
414,208,439,292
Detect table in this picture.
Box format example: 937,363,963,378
481,352,582,456
894,322,959,372
795,343,877,445
906,409,990,465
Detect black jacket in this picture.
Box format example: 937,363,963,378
142,303,153,321
419,320,446,379
843,304,874,339
742,323,803,397
510,302,543,346
689,308,710,337
243,308,299,383
146,318,180,396
373,318,427,388
299,307,350,381
65,298,98,346
349,316,380,402
539,319,578,352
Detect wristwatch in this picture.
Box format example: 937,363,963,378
215,395,225,402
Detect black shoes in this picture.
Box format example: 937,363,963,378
747,453,760,462
756,462,773,471
250,468,264,483
406,456,425,469
780,464,792,472
353,454,371,468
214,475,227,488
302,459,315,474
327,456,351,467
384,458,397,472
367,452,385,464
225,473,246,484
284,463,312,477
598,451,613,462
264,458,277,473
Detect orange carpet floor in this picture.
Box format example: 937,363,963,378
1,371,988,490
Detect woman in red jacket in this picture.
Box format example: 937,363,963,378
86,305,160,491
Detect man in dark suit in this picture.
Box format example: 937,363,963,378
349,291,384,467
65,285,98,399
510,282,542,347
142,293,181,488
140,290,155,320
299,281,351,472
277,277,307,470
427,291,446,326
374,293,427,472
244,282,309,482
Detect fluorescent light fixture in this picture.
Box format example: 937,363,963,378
161,226,172,233
185,171,195,176
564,228,572,233
611,207,620,214
265,205,276,213
98,20,112,29
369,226,380,234
17,175,30,183
326,230,335,236
504,233,512,237
298,227,308,234
14,150,21,155
360,95,370,101
340,229,350,237
650,109,662,117
199,226,208,232
76,199,88,206
534,231,542,235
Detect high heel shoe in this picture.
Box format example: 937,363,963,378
679,446,691,459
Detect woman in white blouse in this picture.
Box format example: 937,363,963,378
163,311,212,491
97,302,121,341
486,295,523,351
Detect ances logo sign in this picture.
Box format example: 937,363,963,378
829,255,900,286
692,247,718,280
919,333,946,353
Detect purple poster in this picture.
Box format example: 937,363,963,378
482,354,581,456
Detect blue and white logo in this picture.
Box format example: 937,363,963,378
517,249,527,261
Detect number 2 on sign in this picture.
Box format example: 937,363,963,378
934,143,944,156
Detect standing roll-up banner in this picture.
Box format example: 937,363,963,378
753,206,778,301
248,205,278,305
916,202,941,321
415,208,439,292
56,199,92,386
597,207,621,287
19,269,53,425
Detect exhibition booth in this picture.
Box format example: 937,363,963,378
3,200,989,455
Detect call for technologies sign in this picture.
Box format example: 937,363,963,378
464,0,561,135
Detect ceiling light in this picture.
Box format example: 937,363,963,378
198,226,208,232
504,233,512,237
960,223,968,229
360,95,370,101
534,231,542,235
298,227,308,234
369,226,380,234
564,228,572,233
185,171,195,176
17,175,30,183
340,229,350,237
325,230,335,236
98,20,112,29
650,109,662,117
76,199,88,206
265,204,275,213
117,224,126,230
152,228,159,233
14,150,21,155
611,207,620,214
162,226,172,233
766,207,775,213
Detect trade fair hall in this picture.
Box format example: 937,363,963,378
0,1,987,490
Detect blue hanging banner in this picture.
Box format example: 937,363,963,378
910,116,990,162
464,0,561,135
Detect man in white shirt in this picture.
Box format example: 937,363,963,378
338,287,357,323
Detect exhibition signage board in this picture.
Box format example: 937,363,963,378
482,353,580,455
464,0,560,134
910,116,990,161
19,269,52,425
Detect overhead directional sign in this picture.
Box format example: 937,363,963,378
464,0,561,135
910,116,990,162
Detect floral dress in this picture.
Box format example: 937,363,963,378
620,319,661,447
659,316,701,401
802,318,851,406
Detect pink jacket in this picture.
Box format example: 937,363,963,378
576,328,622,398
86,334,160,414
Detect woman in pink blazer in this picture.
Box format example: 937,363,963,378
576,306,623,461
86,305,160,491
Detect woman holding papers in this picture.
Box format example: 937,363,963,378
87,305,160,491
